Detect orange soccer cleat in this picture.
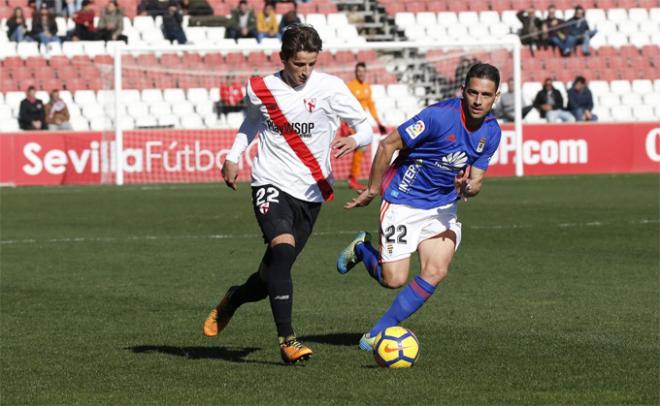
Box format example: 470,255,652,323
279,336,313,364
203,286,238,337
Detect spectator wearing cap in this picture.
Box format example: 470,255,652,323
162,1,187,44
97,0,128,42
256,2,279,41
567,76,598,122
72,0,99,40
561,6,597,56
517,6,543,55
533,78,575,123
19,86,48,131
31,5,60,44
7,7,32,42
45,90,73,130
226,0,258,42
278,3,300,35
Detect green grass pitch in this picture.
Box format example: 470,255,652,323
1,174,658,405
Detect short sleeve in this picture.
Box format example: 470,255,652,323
472,125,502,170
397,107,440,149
330,79,368,128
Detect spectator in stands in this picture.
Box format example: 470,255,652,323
561,6,597,56
31,5,61,44
7,7,32,42
495,78,534,122
63,0,83,18
137,0,168,16
567,76,598,122
186,0,214,16
517,6,543,55
226,0,258,42
97,0,128,42
257,2,279,41
543,5,566,52
278,3,301,35
214,75,245,118
162,1,187,44
453,57,479,92
533,78,575,123
71,0,99,40
346,5,364,25
18,86,47,131
45,90,73,130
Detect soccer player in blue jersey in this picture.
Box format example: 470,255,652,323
336,63,502,350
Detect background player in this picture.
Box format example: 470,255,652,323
343,62,388,191
203,24,374,363
336,63,502,350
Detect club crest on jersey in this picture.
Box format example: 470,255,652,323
436,151,468,171
404,120,425,140
259,203,270,215
303,98,316,113
477,137,486,153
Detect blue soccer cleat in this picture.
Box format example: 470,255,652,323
336,231,372,274
359,332,378,351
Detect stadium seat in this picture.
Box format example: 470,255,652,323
70,116,90,131
618,22,638,36
609,105,633,121
157,115,179,127
62,42,85,58
501,10,522,31
0,104,12,120
305,13,327,27
133,16,156,33
82,103,105,120
395,12,416,27
74,90,96,105
629,32,651,47
171,101,195,117
436,11,458,25
43,42,63,57
194,101,214,117
632,105,655,121
620,93,642,106
405,26,426,40
127,102,149,119
522,82,542,103
607,33,628,48
149,101,172,117
416,11,437,26
185,28,208,44
606,8,628,24
628,8,649,23
163,88,186,103
469,24,489,39
457,11,479,25
0,120,20,132
629,79,651,95
479,11,500,25
181,114,204,129
89,116,112,131
610,80,632,94
642,92,660,106
135,115,157,127
141,89,163,103
17,42,40,59
585,9,606,27
327,13,348,27
599,93,620,107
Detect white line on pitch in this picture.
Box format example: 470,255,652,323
1,219,657,246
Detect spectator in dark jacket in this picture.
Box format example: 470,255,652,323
567,76,597,121
7,7,32,42
226,0,258,42
137,0,168,16
561,6,597,56
533,78,575,122
72,0,98,40
542,5,566,51
517,6,543,54
162,2,187,44
278,3,301,35
31,5,60,44
19,86,48,131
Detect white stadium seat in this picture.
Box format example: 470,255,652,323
628,8,649,23
416,12,436,27
445,23,468,40
588,80,610,96
135,115,157,127
606,32,627,48
479,11,500,25
522,82,542,103
17,42,40,59
121,90,141,104
642,93,660,106
609,105,633,121
436,11,457,26
305,13,327,28
617,22,638,36
171,101,195,117
133,16,155,32
632,105,655,121
501,11,522,31
74,90,97,105
327,13,348,28
610,80,632,95
595,20,617,36
194,102,214,117
387,84,409,98
71,116,90,131
142,89,163,103
127,102,149,119
490,22,510,38
371,84,386,100
457,11,478,25
585,9,606,27
226,112,244,128
395,13,416,27
185,28,207,44
187,88,209,104
0,120,20,132
631,80,653,95
469,24,489,39
607,8,628,24
620,93,642,106
0,104,13,120
599,93,620,107
35,90,49,102
181,114,204,129
82,41,106,58
163,88,186,103
82,104,105,120
62,41,85,58
89,117,112,131
5,92,25,109
157,115,179,127
638,20,659,34
629,32,651,47
405,26,426,40
149,101,172,117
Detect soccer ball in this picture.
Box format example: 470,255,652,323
373,326,420,368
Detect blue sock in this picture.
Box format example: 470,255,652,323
369,275,436,337
355,241,382,284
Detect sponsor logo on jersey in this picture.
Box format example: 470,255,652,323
404,120,425,140
448,134,456,142
477,137,486,153
387,244,393,254
259,202,270,215
265,119,315,138
303,98,316,113
436,151,468,171
398,159,424,193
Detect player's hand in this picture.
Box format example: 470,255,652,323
221,160,239,190
345,188,378,209
332,136,358,159
454,169,470,202
378,123,387,135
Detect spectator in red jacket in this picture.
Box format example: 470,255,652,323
72,0,98,40
215,77,245,118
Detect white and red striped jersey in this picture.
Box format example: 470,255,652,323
230,70,372,203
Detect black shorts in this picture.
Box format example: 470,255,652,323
252,185,321,254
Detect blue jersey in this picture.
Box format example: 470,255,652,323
383,98,502,209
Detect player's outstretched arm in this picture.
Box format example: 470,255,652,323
221,160,239,190
345,130,404,209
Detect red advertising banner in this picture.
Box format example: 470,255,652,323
1,123,658,186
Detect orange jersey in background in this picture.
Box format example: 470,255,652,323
347,79,381,123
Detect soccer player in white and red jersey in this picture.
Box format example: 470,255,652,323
337,63,502,350
203,24,374,363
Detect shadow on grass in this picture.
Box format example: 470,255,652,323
126,345,284,366
300,332,363,347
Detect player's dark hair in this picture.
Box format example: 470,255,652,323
355,62,366,70
280,24,322,61
574,75,586,85
464,63,500,89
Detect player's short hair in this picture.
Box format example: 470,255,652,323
280,24,323,61
573,75,586,85
355,62,366,70
464,63,500,90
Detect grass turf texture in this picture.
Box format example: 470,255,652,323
1,174,658,405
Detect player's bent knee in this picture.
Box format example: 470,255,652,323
420,265,448,286
270,233,295,248
381,270,407,289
